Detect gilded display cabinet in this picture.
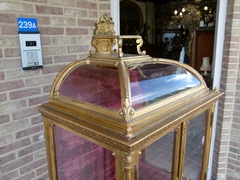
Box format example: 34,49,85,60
38,14,223,180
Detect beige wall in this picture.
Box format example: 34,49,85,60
0,0,110,179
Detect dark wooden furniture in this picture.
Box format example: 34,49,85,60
190,29,215,73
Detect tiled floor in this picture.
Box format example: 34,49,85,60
139,112,205,180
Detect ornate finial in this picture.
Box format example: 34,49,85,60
94,14,116,35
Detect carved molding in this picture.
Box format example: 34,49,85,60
38,99,215,152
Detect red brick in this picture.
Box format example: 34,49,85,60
20,157,47,174
7,69,40,80
15,172,36,180
51,17,76,26
99,3,110,10
52,36,77,45
0,13,17,23
0,93,7,102
36,5,63,15
0,79,24,92
89,11,98,18
40,36,51,45
35,173,48,180
23,0,48,3
78,36,92,46
31,115,43,125
0,72,5,81
25,75,55,87
67,45,89,53
0,153,16,165
42,46,66,55
228,158,240,166
0,59,22,69
54,55,77,63
2,25,18,35
51,0,75,6
0,138,31,155
224,35,240,43
35,15,50,25
230,141,239,150
226,174,235,180
4,48,21,57
78,19,96,26
64,8,87,17
41,64,66,74
1,155,33,174
0,2,33,13
16,125,43,139
0,119,28,136
0,134,13,146
66,27,88,35
10,87,41,100
228,152,237,159
32,133,45,143
42,84,52,93
12,107,39,120
18,141,46,157
38,27,64,35
226,50,239,57
0,114,9,124
77,1,97,10
0,100,27,114
28,95,49,106
2,170,19,180
42,56,53,64
36,165,48,176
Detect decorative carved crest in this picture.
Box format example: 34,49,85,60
94,14,116,35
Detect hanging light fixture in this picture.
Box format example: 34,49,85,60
174,9,178,15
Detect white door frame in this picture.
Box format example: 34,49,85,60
208,0,227,179
110,0,227,178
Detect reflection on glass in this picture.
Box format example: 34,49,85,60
59,64,121,110
54,126,115,180
139,131,174,180
130,64,200,109
183,112,206,179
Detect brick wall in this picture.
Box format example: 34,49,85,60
0,0,110,179
212,0,240,179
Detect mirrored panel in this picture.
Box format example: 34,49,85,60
183,112,206,180
139,131,174,180
54,126,116,180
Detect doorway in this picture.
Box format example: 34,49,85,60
110,0,227,179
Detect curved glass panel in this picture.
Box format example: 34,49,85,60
130,64,200,109
59,64,121,110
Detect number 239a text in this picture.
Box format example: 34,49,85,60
18,21,37,29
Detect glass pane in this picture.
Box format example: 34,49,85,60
139,131,174,180
130,64,201,109
59,64,121,110
183,112,206,179
54,126,115,180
